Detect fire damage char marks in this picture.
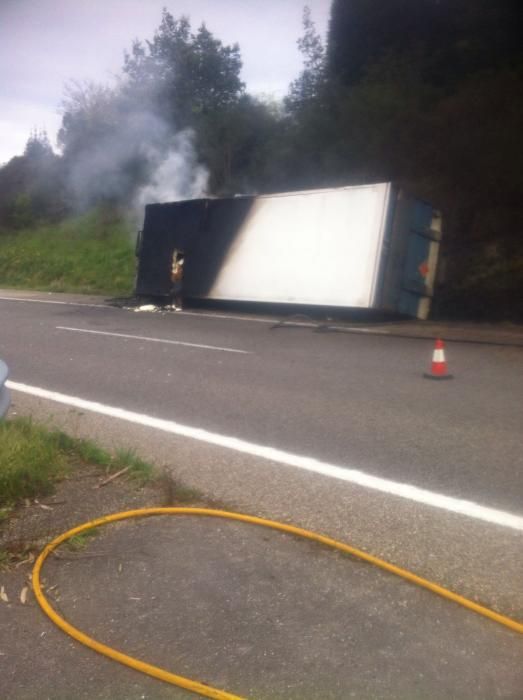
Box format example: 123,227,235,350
135,197,256,299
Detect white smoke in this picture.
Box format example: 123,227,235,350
65,99,208,217
134,128,209,211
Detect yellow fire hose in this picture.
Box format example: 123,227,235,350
32,507,523,700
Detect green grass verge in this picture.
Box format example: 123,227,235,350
66,528,100,552
0,207,137,296
0,417,153,508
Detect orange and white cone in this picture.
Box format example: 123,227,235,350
423,339,453,380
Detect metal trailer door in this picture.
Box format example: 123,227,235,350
135,200,207,297
398,201,442,319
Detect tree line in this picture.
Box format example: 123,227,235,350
0,1,521,319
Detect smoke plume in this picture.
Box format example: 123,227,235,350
134,129,209,211
64,98,209,217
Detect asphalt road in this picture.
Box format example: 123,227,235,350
2,291,523,698
1,292,522,512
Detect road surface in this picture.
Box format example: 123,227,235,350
1,291,522,612
2,293,522,505
2,290,523,698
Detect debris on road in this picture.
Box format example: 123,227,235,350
95,466,130,488
133,304,159,313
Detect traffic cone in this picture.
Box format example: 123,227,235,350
423,339,453,380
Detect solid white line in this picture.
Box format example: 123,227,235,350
0,295,107,309
56,326,250,354
0,294,277,326
7,380,523,532
181,311,388,335
174,309,277,325
0,293,272,321
0,294,389,336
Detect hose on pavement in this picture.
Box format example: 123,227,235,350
32,507,523,700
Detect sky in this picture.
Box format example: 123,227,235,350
0,0,331,165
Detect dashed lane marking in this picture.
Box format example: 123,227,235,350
56,326,250,354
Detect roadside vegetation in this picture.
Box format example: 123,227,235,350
0,417,152,509
0,208,136,296
66,528,100,552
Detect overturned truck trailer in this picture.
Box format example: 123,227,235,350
135,183,442,319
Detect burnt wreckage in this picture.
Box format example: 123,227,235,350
135,183,442,319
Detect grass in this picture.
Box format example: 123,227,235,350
112,449,152,484
0,417,153,509
0,506,13,524
0,207,137,296
66,528,100,552
0,418,69,507
170,483,205,504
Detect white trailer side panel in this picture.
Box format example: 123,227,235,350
209,183,391,307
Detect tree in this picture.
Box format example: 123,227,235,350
121,10,251,194
58,81,155,208
286,7,326,115
122,10,244,128
55,12,274,203
327,0,522,89
197,95,283,195
280,0,523,318
24,129,54,161
0,131,65,230
58,82,119,158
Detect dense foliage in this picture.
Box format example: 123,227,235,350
0,3,521,318
324,0,523,318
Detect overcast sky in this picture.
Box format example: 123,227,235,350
0,0,331,164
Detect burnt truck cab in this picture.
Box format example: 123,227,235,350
134,184,441,319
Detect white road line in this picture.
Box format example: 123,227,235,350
0,295,107,309
179,310,380,334
174,310,277,325
56,326,250,354
7,379,523,532
0,294,280,325
0,294,381,334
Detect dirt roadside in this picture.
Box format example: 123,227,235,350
1,457,522,700
1,461,197,699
